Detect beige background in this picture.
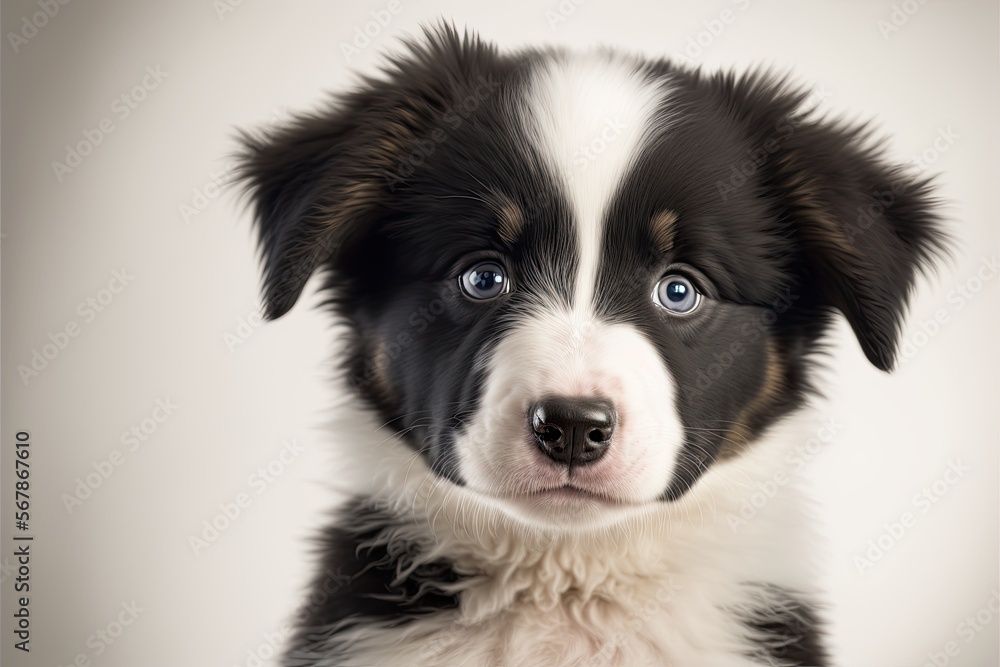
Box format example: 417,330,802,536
2,1,997,666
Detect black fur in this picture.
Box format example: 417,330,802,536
285,497,461,665
740,584,829,667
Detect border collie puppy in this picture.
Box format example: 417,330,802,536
238,24,943,667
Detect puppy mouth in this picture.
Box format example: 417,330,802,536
523,484,636,505
532,485,608,499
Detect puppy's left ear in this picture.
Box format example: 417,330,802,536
753,88,949,371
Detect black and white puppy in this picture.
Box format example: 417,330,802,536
238,24,944,667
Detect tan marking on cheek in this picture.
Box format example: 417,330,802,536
716,339,785,461
650,210,678,254
357,335,398,405
374,340,394,395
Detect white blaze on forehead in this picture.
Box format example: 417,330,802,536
522,53,667,312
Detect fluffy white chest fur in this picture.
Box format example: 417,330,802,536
313,409,825,667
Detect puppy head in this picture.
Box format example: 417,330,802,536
238,26,944,529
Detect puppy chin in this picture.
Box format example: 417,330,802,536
459,459,665,532
490,487,659,532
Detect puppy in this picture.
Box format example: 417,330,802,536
238,24,944,667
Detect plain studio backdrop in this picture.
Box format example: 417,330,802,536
1,1,997,666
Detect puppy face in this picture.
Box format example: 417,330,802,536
239,26,943,529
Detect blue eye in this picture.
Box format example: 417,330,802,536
460,262,509,300
653,275,701,314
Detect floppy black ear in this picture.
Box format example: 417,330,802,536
236,111,365,319
778,122,946,371
715,72,947,371
236,23,499,319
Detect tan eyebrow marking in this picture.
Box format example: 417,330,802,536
493,197,525,245
650,210,678,253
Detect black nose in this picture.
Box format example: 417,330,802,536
530,397,616,467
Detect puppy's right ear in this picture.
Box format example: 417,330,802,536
237,24,501,318
236,109,377,319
